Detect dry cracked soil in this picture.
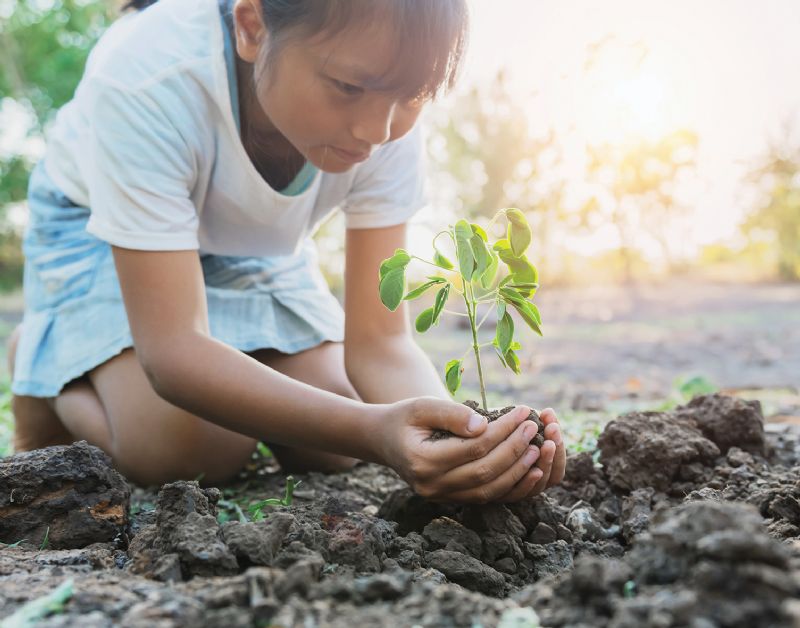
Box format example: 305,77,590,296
2,393,800,627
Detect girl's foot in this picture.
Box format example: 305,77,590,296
7,325,73,452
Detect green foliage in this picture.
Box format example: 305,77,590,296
216,476,301,524
248,476,300,522
583,129,699,279
1,0,115,210
652,374,717,411
623,580,637,599
744,132,800,280
378,208,543,410
0,578,73,627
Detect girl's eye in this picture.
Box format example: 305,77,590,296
331,79,363,97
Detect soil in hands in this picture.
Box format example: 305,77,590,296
427,400,546,448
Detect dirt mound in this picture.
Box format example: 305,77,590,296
2,393,799,627
0,441,129,549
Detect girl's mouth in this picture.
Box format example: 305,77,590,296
330,146,370,164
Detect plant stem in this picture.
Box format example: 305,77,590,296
464,282,488,411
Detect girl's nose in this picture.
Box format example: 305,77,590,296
351,98,395,147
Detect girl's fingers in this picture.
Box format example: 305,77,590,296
543,422,562,447
431,419,540,494
548,438,567,486
529,439,556,495
418,406,532,470
498,466,544,503
539,407,559,425
433,443,541,504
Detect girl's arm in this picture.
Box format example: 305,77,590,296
343,224,450,402
114,244,549,503
112,246,382,462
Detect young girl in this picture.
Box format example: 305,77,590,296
9,0,566,503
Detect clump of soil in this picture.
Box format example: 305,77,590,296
428,400,546,447
0,441,129,549
2,393,800,627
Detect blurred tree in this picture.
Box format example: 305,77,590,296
0,0,115,289
744,131,800,280
582,129,698,280
0,0,115,207
429,71,567,277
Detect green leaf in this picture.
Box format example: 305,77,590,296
500,287,543,336
431,284,451,325
505,282,540,292
480,250,499,289
508,257,538,287
494,246,538,296
433,248,454,270
496,301,506,320
495,311,514,355
493,342,508,368
470,223,488,241
445,359,463,395
493,238,513,260
378,249,412,311
454,220,476,281
505,208,532,257
469,234,489,280
379,248,411,281
415,307,435,333
403,277,447,301
504,348,521,374
379,267,407,311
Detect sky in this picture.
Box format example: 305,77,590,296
421,0,800,256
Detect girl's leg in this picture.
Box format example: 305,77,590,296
83,348,258,486
8,324,73,451
52,341,359,484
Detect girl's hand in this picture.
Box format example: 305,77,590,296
495,407,567,503
375,397,547,504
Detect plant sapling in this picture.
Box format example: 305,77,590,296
378,208,546,445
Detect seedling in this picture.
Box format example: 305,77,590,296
248,476,301,522
0,539,27,548
0,578,73,627
379,209,542,411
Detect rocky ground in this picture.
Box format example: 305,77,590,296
2,393,800,627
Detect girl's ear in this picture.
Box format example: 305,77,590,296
232,0,266,63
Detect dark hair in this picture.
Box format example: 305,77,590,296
124,0,468,101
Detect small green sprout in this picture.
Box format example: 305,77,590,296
0,579,73,627
0,539,27,548
256,442,273,459
248,476,301,522
39,527,50,551
378,209,543,411
216,499,249,524
623,579,637,599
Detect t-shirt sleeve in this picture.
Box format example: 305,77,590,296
84,79,200,250
341,122,428,229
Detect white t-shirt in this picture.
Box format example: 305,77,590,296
43,0,427,256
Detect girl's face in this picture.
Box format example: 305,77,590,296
235,2,428,173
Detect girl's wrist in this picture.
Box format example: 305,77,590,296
351,401,394,468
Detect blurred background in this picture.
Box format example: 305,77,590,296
0,0,798,454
